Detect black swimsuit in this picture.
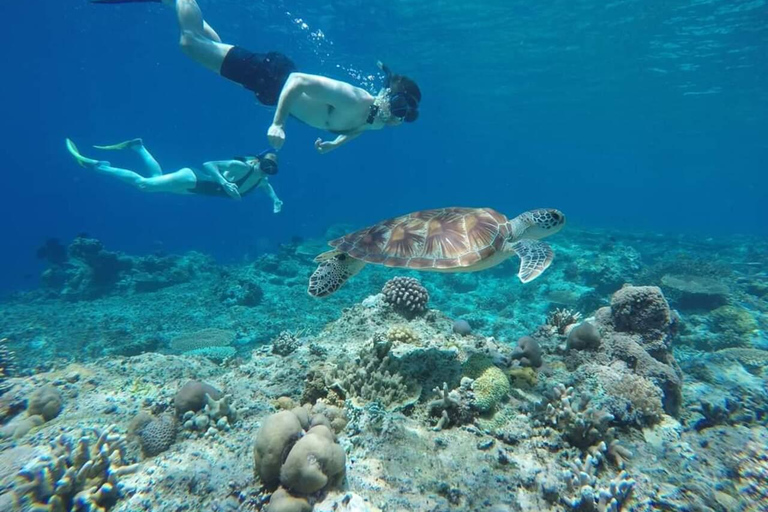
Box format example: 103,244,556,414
190,167,261,199
219,47,296,106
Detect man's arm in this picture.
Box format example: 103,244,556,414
314,132,363,154
258,178,283,213
268,73,367,149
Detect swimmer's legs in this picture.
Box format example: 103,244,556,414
169,0,232,72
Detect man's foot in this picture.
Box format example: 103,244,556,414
93,138,143,151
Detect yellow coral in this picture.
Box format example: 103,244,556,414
387,325,419,345
507,367,537,387
471,365,511,414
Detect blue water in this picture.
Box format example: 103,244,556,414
1,0,767,292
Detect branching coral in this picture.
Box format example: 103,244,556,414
12,425,139,511
562,468,635,512
302,337,421,411
428,380,475,430
544,384,632,468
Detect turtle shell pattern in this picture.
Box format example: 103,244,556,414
329,207,511,269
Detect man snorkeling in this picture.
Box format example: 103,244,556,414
65,138,284,213
89,0,422,154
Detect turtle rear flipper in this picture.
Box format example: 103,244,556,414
510,239,554,283
308,253,366,297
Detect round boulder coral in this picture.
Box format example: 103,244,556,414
174,380,222,416
27,385,63,421
137,414,176,456
566,322,602,350
253,411,304,487
382,276,429,317
280,425,346,494
611,285,671,334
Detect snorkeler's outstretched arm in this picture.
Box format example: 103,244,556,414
259,179,283,213
268,73,368,150
314,132,363,154
200,161,241,200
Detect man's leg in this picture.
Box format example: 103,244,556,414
167,0,232,73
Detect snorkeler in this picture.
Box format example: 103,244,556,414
89,0,421,154
65,138,284,213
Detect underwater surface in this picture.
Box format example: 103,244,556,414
1,0,767,511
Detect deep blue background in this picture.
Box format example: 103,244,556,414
1,0,766,291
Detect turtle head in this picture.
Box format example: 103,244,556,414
511,209,566,240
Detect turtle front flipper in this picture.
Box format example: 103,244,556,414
510,240,554,283
308,251,366,297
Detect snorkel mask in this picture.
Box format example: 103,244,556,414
378,61,420,123
240,149,278,175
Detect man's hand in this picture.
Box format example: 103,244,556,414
273,199,284,213
222,182,241,200
315,137,336,154
268,124,286,150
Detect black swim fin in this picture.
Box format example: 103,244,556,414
89,0,161,4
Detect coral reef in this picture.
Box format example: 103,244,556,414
168,328,236,361
0,228,765,512
11,426,139,511
381,277,430,317
272,330,302,356
0,338,16,395
39,236,214,300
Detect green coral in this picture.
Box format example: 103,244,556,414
464,356,510,413
472,367,510,413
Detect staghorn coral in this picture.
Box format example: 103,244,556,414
381,276,430,317
546,308,583,336
301,337,421,411
428,380,476,430
12,425,139,511
562,468,635,512
169,328,236,361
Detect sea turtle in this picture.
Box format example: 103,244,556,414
308,207,566,297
